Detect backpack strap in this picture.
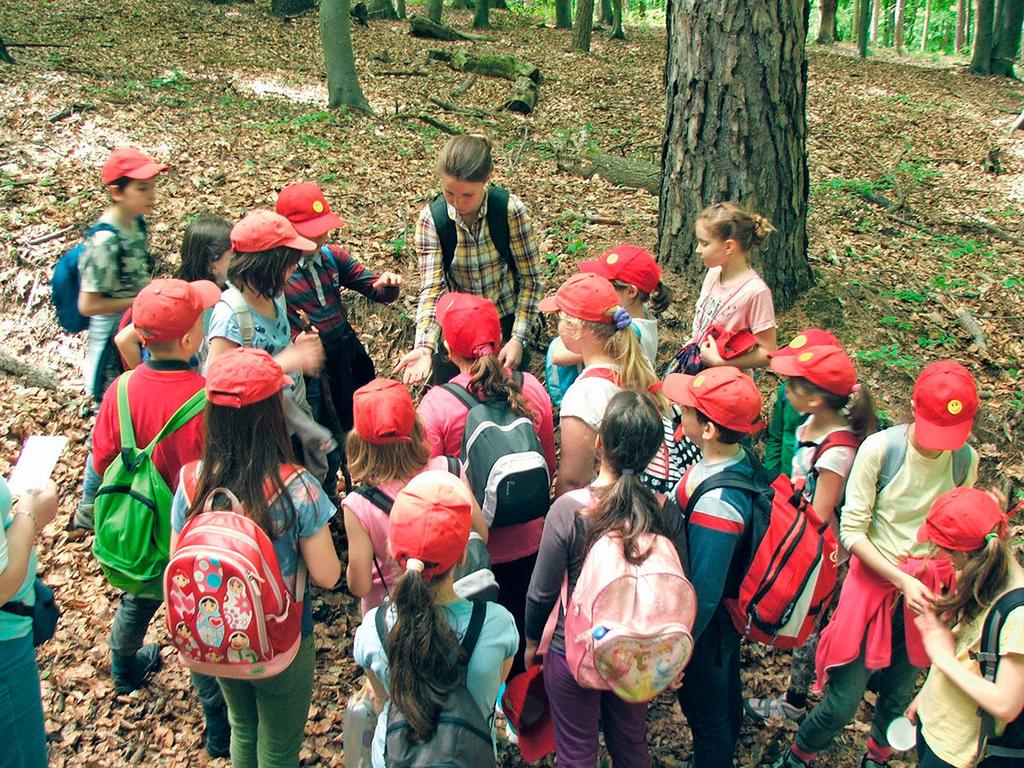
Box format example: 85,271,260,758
115,371,137,458
951,443,973,487
976,587,1024,759
578,367,621,386
681,470,765,520
805,429,860,469
139,388,207,455
877,424,972,493
440,382,481,411
375,599,390,647
351,485,395,514
220,285,255,347
445,456,461,476
431,187,515,290
459,599,487,661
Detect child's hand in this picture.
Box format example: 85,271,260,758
287,332,325,375
903,694,921,724
900,573,935,615
523,639,540,669
914,606,956,662
372,272,402,292
20,481,59,531
699,336,724,367
498,338,523,369
393,347,432,386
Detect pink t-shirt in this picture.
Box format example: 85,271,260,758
342,455,451,615
417,370,556,564
690,266,776,343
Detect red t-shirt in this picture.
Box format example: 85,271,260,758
92,361,206,489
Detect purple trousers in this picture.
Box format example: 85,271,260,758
543,648,652,768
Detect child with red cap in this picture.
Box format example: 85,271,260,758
662,366,766,768
909,488,1023,768
773,360,981,768
342,376,487,615
417,292,554,675
277,183,402,493
353,470,519,767
206,210,334,481
545,245,673,405
89,278,231,755
746,339,877,723
170,347,341,766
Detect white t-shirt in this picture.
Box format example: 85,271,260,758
558,364,620,430
632,316,658,368
790,421,858,498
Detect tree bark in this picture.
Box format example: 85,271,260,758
610,0,625,39
991,0,1024,76
956,0,967,51
659,0,813,309
817,0,838,44
871,0,881,41
893,0,905,51
474,0,489,28
369,0,398,18
426,0,443,23
971,0,996,73
921,0,931,50
600,0,614,25
411,15,493,39
321,0,371,111
858,0,872,56
573,0,595,52
555,0,572,29
503,77,539,114
396,0,405,19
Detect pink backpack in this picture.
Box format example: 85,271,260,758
541,530,697,703
164,462,305,679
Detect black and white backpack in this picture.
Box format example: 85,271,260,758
441,372,550,528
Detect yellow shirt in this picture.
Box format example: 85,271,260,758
839,428,978,561
919,568,1024,768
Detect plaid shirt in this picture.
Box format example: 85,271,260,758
284,244,399,344
413,189,543,350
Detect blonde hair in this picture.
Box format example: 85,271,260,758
697,202,775,252
346,419,431,486
436,133,493,182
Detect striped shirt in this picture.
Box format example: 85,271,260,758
413,188,543,350
284,244,399,344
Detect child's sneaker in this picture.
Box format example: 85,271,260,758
111,643,163,694
768,750,811,768
858,757,890,768
744,695,807,723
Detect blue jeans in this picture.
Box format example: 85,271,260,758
677,606,742,768
108,593,162,655
0,633,47,768
75,447,101,528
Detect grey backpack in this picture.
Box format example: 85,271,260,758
377,600,497,768
875,424,973,494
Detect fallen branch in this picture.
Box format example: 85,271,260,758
3,41,74,48
27,225,76,246
409,15,494,41
425,95,495,117
392,112,462,135
375,69,428,76
951,217,1024,246
450,73,477,99
47,102,94,123
584,214,624,225
935,295,989,357
0,350,60,390
1010,107,1024,133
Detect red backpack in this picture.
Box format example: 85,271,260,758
164,461,305,679
681,452,838,649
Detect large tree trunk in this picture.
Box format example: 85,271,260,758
858,0,872,56
871,0,881,40
610,0,624,39
956,0,968,51
991,0,1024,76
659,0,813,309
426,0,443,23
817,0,838,44
555,0,572,28
921,0,931,50
474,0,489,28
321,0,370,111
971,0,996,73
893,0,905,51
573,0,595,52
370,0,398,18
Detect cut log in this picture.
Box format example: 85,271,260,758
450,73,477,98
428,49,540,81
0,350,60,390
503,76,538,114
409,15,493,40
556,145,660,195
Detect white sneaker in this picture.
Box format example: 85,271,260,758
744,695,806,723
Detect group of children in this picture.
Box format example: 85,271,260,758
2,134,1021,768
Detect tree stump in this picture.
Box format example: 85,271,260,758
503,76,538,114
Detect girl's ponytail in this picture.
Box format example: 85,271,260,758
846,384,879,442
647,281,673,316
467,353,536,421
605,324,669,413
385,565,463,743
932,533,1012,625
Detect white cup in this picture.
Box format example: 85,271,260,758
886,716,917,752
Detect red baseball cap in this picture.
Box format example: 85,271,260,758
917,487,1008,551
206,347,293,408
133,278,221,345
769,345,857,397
231,210,316,254
275,183,346,239
502,665,555,763
102,148,169,185
436,293,501,360
388,471,472,578
770,328,842,358
663,367,765,434
352,378,416,444
579,244,661,294
538,273,622,324
912,360,978,450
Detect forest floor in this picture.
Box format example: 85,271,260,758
1,1,1024,766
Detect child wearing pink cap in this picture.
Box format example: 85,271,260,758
342,377,487,615
417,292,554,676
353,471,518,767
773,360,981,768
909,488,1023,768
170,347,341,766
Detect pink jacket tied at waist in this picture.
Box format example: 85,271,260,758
814,554,956,691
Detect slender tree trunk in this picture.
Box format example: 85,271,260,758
956,0,967,50
555,0,572,28
610,0,624,38
659,0,813,309
858,0,872,56
573,0,595,51
474,0,489,28
991,0,1023,75
882,0,893,45
817,0,838,44
893,0,905,51
921,0,931,50
321,0,370,111
600,0,613,25
871,0,881,40
971,0,996,72
396,0,405,18
426,0,442,23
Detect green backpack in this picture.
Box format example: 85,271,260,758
92,372,207,597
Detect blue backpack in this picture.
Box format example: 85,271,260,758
51,217,147,333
